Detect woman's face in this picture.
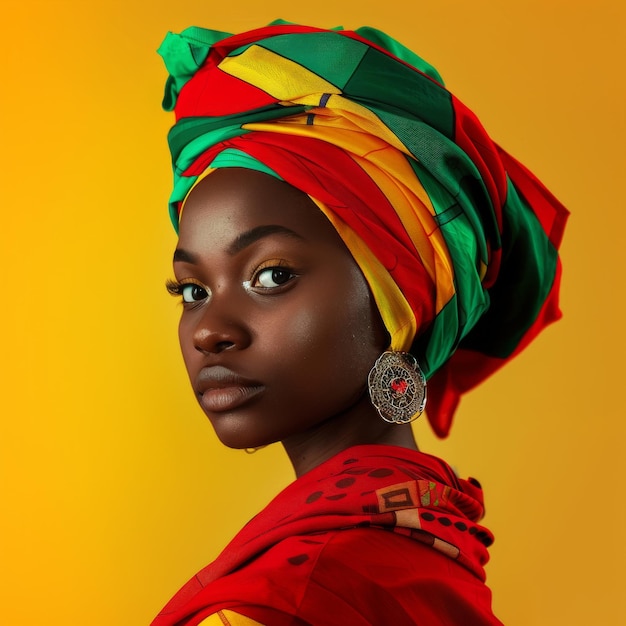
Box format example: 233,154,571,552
172,168,389,450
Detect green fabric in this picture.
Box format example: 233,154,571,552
210,149,282,180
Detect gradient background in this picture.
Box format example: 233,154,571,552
1,1,624,624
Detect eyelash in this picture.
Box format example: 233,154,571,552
248,261,297,291
165,279,209,308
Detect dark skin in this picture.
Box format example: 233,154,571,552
170,168,418,477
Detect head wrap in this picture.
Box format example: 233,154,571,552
158,20,568,437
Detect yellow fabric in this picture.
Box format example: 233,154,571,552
220,45,341,101
198,609,265,625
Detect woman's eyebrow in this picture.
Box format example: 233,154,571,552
227,225,304,255
173,225,305,264
173,248,197,264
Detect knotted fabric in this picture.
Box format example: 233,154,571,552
158,21,568,436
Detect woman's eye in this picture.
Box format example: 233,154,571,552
181,283,208,302
255,267,294,288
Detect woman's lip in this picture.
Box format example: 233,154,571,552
195,366,264,412
199,385,264,413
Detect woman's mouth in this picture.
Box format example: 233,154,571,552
195,366,265,413
199,385,265,412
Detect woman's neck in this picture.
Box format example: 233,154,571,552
281,394,418,478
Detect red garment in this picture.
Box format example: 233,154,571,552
152,445,503,625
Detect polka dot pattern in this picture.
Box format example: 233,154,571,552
306,491,323,504
287,554,310,566
368,468,394,478
335,477,356,488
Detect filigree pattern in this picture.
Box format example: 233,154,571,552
368,352,426,424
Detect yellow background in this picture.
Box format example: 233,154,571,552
1,1,624,624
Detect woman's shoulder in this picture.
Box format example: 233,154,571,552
202,527,501,626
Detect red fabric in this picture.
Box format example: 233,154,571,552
152,445,503,625
174,25,328,120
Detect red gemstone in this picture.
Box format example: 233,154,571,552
391,378,408,394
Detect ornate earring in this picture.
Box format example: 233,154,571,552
367,351,427,424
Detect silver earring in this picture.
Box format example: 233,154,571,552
368,351,427,424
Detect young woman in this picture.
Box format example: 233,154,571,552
152,21,568,626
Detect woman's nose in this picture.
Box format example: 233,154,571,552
191,296,252,354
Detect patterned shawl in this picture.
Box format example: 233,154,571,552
151,445,502,625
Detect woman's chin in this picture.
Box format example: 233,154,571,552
210,423,276,451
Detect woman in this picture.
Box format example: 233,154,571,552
153,21,567,625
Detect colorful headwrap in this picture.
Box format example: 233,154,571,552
158,20,568,437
